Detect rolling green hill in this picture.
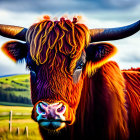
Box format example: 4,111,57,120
0,74,31,105
0,74,30,98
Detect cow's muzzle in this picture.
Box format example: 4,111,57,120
35,101,70,131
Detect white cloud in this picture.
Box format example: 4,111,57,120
109,0,140,8
86,15,140,69
0,9,39,27
0,8,140,76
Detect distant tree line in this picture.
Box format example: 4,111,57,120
0,92,32,104
123,67,140,72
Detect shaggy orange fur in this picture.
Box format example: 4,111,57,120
26,16,90,126
122,71,140,126
77,61,129,139
26,16,90,74
74,61,140,140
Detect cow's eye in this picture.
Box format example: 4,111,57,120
30,70,36,83
73,61,85,83
76,61,85,70
27,65,32,70
26,65,36,72
26,63,37,72
26,64,37,83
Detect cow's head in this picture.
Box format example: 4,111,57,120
1,16,140,131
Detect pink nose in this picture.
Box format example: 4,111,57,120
36,101,66,121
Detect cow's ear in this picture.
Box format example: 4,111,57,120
1,41,28,62
85,42,117,75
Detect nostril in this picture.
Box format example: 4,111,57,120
57,105,66,114
42,101,48,107
39,104,45,113
37,102,48,115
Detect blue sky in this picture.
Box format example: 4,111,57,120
0,0,140,76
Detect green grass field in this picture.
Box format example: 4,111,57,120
0,74,30,98
0,105,41,140
0,75,41,139
0,101,33,107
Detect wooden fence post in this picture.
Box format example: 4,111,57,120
9,110,12,132
16,127,20,135
24,126,28,137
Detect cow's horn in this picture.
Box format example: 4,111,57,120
0,24,27,41
90,20,140,42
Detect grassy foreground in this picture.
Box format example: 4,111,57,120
0,105,41,140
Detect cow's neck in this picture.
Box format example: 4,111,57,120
76,61,129,139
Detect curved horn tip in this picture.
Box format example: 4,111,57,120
89,20,140,42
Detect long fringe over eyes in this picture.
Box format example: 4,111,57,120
26,16,90,74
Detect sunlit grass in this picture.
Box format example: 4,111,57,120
0,101,33,107
0,105,41,140
0,105,32,114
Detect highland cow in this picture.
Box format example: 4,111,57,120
0,16,140,140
